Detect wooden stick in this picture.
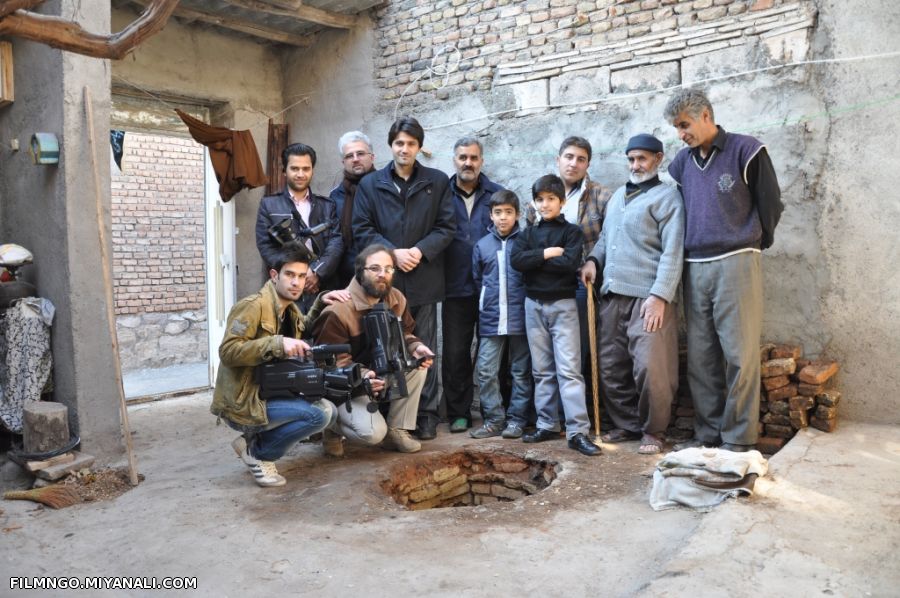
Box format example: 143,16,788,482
84,86,140,486
587,282,601,438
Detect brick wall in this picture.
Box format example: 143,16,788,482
373,0,811,105
110,133,206,316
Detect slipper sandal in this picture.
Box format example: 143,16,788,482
601,429,642,443
638,434,665,455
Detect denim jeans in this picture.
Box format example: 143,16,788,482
476,335,533,428
228,398,336,461
525,297,590,438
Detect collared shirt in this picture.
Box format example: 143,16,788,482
391,163,420,201
562,178,584,224
288,189,313,252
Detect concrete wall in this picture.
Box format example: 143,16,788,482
111,7,284,299
280,21,380,193
280,0,900,424
0,1,125,457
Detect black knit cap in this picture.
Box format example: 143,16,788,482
625,133,664,154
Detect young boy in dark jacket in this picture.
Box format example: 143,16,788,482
469,191,533,440
509,175,600,456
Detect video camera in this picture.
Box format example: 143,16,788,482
267,217,331,262
257,344,364,405
363,303,426,400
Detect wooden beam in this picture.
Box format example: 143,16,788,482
132,0,316,46
0,0,45,20
0,0,178,60
224,0,359,30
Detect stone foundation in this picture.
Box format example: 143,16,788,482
116,310,208,371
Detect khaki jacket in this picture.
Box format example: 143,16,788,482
210,280,324,427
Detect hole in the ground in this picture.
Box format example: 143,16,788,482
381,449,558,511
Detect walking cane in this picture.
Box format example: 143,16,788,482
586,282,601,438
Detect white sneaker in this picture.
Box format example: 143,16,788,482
383,428,421,453
231,436,286,487
322,428,344,458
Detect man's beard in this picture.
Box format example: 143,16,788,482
362,276,391,299
629,169,658,184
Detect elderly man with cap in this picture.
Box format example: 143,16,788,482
581,134,685,454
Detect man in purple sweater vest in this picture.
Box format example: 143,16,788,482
665,89,784,452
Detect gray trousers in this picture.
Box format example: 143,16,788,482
683,252,763,446
525,297,590,439
599,294,678,437
333,368,425,445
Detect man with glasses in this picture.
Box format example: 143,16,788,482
312,244,436,455
330,131,377,288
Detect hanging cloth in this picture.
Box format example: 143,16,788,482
176,109,268,202
0,298,55,433
109,130,125,171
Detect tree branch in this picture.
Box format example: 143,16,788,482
0,0,45,20
0,0,179,60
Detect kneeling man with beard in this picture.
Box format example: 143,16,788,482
311,243,435,455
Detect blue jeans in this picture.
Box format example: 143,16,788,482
227,398,335,461
476,335,533,428
525,297,590,438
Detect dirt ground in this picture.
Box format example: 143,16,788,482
2,391,898,597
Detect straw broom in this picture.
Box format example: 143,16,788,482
4,485,81,509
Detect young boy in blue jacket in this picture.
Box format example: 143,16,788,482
469,191,533,440
509,175,600,456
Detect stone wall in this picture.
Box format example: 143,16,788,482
116,310,208,371
373,0,804,104
110,132,206,315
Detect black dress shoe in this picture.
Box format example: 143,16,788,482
522,428,558,443
568,433,601,456
414,418,437,441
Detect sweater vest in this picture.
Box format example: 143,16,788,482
669,132,764,259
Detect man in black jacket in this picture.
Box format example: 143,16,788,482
255,143,343,312
353,116,456,440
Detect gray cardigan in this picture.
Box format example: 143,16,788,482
586,181,684,302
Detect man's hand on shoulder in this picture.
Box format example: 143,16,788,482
322,289,351,304
283,337,311,358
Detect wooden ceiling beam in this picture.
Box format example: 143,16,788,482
224,0,359,30
131,0,315,46
0,0,45,20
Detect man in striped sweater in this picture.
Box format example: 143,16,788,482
581,134,685,455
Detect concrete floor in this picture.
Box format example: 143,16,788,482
122,362,209,400
2,391,898,597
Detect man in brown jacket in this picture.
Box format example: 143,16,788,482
211,248,347,487
312,244,435,456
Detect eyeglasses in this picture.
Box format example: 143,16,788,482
363,265,395,275
343,151,372,161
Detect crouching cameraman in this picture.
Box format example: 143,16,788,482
211,248,350,488
311,244,435,455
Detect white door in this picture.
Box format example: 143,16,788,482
204,150,236,382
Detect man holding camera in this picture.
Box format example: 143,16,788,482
311,244,435,456
211,248,349,488
255,143,343,310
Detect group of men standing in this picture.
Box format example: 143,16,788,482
212,87,783,487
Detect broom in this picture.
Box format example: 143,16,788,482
4,485,81,509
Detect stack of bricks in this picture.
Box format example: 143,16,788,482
758,343,840,454
667,342,841,455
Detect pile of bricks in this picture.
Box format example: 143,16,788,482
757,343,840,454
667,343,841,455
